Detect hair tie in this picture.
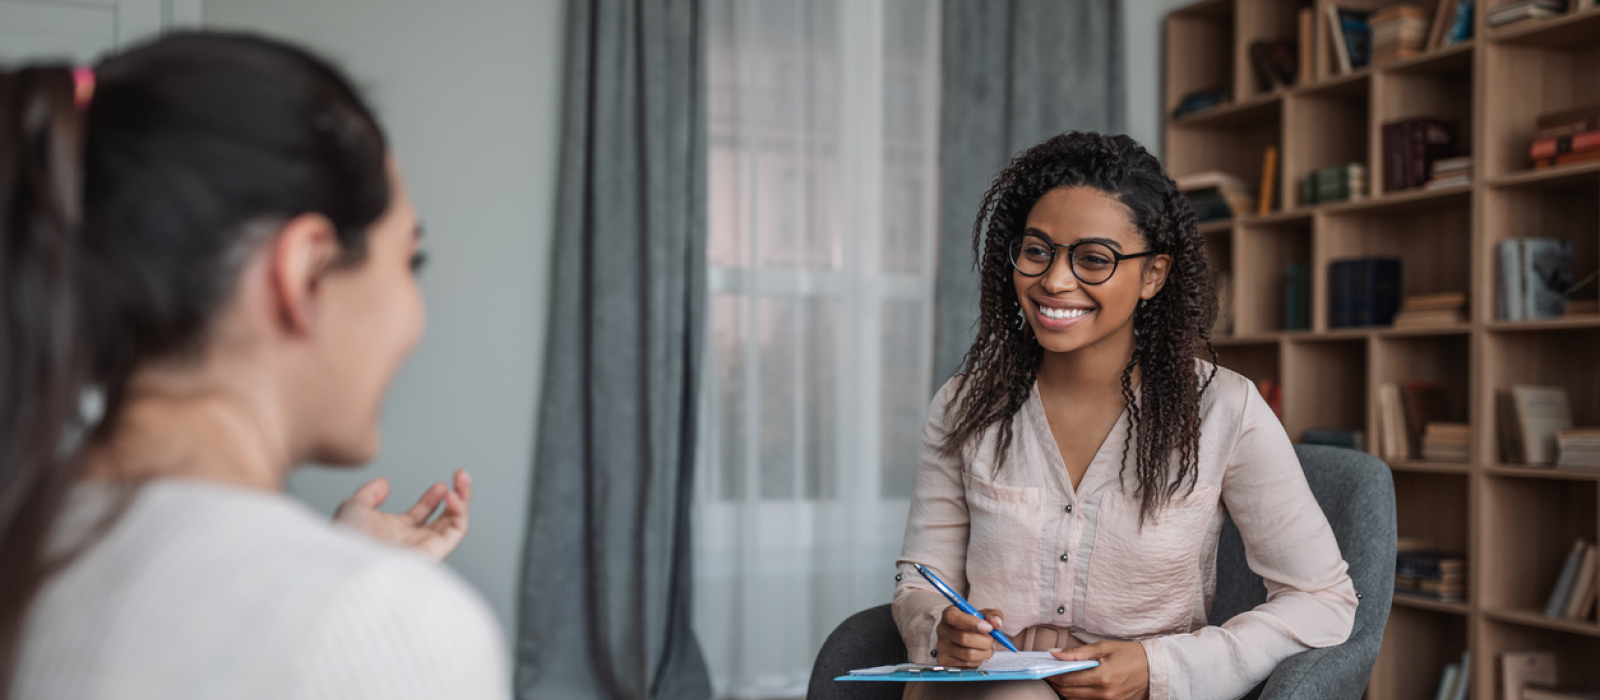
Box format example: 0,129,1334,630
72,66,95,109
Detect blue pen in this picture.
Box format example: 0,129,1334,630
913,563,1020,653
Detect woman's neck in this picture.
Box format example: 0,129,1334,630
80,360,293,492
1036,326,1141,400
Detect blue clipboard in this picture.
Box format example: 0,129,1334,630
836,659,1098,682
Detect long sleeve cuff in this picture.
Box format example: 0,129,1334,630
1139,636,1170,700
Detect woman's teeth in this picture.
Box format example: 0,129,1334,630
1040,306,1089,320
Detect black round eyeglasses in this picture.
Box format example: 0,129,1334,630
1007,232,1155,285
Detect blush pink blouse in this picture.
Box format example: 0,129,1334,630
893,363,1358,700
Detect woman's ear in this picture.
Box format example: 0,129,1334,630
1140,253,1173,301
266,213,343,335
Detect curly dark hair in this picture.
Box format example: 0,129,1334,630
942,131,1218,522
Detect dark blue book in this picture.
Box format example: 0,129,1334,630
1337,9,1372,69
1331,257,1401,327
1329,260,1354,328
1301,428,1365,451
1285,263,1311,331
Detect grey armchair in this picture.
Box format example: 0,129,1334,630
806,445,1396,700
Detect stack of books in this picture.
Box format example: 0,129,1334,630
1558,428,1600,468
1172,88,1230,119
1176,172,1256,222
1428,156,1472,189
1300,163,1366,204
1530,103,1600,169
1423,423,1471,462
1487,0,1567,27
1396,543,1466,603
1393,291,1466,328
1328,257,1401,328
1544,539,1598,622
1370,4,1431,63
1496,238,1574,321
1382,117,1460,192
1497,385,1572,466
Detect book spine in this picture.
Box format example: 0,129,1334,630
1374,258,1402,326
1329,260,1349,328
1385,122,1405,192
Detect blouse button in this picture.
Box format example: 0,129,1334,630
894,574,902,582
1059,554,1069,562
1064,504,1073,513
1056,606,1066,615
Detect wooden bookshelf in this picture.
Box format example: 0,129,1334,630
1163,2,1600,699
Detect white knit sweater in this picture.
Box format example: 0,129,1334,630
12,479,510,700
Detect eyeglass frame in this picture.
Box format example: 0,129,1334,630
1006,231,1157,285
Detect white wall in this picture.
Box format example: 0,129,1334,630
204,0,566,631
1123,0,1197,153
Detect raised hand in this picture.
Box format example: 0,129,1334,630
333,469,472,562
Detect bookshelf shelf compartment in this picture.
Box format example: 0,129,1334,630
1478,619,1600,697
1482,329,1600,465
1482,608,1600,639
1394,470,1470,558
1368,606,1468,700
1488,7,1600,50
1489,161,1600,190
1480,475,1597,613
1481,35,1600,179
1375,41,1473,78
1282,337,1366,447
1234,220,1310,335
1213,339,1279,391
1284,87,1369,210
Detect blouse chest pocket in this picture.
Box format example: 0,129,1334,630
1083,486,1220,638
962,472,1043,601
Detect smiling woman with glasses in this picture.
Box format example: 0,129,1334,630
890,132,1357,700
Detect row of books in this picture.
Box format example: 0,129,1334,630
1497,384,1600,469
1396,543,1466,603
1495,238,1576,321
1325,1,1474,77
1530,102,1600,170
1381,117,1461,192
1501,651,1599,700
1376,381,1463,463
1432,650,1471,700
1544,538,1599,622
1299,163,1366,205
1175,171,1256,223
1328,257,1400,329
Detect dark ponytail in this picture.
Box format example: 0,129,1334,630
0,33,391,693
0,65,94,690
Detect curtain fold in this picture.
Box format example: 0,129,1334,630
515,1,711,698
932,0,1125,386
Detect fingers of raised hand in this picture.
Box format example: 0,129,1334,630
453,469,473,505
405,482,449,523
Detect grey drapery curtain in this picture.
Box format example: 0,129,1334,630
514,1,711,699
932,0,1125,385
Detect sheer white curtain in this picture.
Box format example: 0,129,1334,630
694,1,941,697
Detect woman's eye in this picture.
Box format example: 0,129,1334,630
1078,254,1112,267
1024,246,1051,258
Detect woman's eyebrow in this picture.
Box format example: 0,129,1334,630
1025,227,1125,251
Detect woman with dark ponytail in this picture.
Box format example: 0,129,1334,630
0,34,504,698
892,132,1357,700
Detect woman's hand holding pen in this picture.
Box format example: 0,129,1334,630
1045,640,1150,700
934,606,1006,668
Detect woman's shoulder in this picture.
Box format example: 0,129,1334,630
1192,358,1257,415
